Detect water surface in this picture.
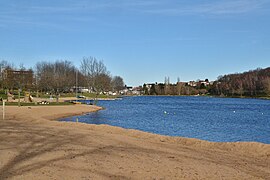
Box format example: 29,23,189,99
61,96,270,144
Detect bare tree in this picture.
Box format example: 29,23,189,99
80,57,110,93
35,60,77,93
96,74,112,93
209,67,270,97
111,76,124,92
0,60,12,89
263,77,270,96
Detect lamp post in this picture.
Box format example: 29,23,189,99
36,74,39,98
76,70,78,101
3,100,5,120
18,88,21,107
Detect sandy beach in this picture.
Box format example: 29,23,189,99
0,104,269,179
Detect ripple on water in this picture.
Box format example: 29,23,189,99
61,96,270,144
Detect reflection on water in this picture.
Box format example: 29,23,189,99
85,111,107,125
61,96,270,144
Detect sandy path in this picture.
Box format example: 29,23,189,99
0,105,269,179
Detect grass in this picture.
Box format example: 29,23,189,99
61,92,117,99
31,92,117,99
1,91,118,100
0,93,24,100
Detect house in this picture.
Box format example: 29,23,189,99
2,69,34,89
70,86,91,93
132,86,143,95
188,79,210,88
188,81,197,87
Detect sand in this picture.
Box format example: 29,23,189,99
0,104,269,179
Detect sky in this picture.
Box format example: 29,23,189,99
0,0,270,86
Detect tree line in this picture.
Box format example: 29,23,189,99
143,82,208,96
209,67,270,97
142,67,270,97
0,57,125,94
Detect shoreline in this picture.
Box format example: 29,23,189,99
132,94,270,100
1,105,269,179
60,111,270,146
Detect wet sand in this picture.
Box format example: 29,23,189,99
0,105,269,179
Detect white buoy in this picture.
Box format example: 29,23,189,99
164,111,167,114
233,111,236,113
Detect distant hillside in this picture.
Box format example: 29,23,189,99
209,67,270,97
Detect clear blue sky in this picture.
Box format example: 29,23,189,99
1,0,270,86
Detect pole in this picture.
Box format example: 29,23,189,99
76,70,78,101
36,74,38,98
18,89,21,107
3,101,5,120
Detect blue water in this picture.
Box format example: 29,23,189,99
61,96,270,144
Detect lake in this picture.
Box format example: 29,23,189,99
61,96,270,144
